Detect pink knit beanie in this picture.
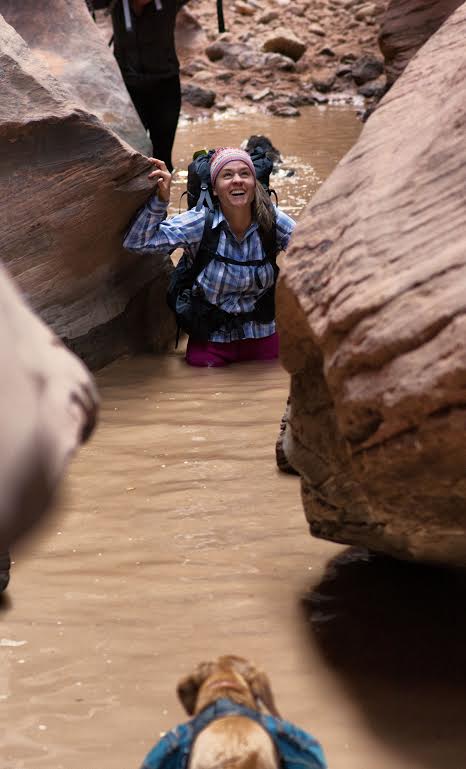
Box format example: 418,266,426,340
209,147,256,188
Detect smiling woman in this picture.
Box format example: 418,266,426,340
123,148,296,367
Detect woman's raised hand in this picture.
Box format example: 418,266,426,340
147,158,172,203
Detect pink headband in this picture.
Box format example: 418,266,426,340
210,147,256,187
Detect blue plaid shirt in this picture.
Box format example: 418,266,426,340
141,698,326,769
123,196,295,342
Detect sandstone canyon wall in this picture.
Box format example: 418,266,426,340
0,14,175,370
378,0,464,87
0,0,149,152
278,4,466,566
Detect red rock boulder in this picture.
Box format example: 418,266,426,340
0,0,149,152
0,14,175,370
278,4,466,566
379,0,463,86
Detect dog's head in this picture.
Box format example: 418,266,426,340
177,655,281,718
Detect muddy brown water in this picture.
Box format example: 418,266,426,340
2,109,466,769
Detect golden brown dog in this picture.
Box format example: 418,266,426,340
177,655,281,769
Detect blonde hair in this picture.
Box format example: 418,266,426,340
253,181,275,238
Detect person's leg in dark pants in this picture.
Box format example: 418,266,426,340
147,75,181,172
126,83,152,140
127,75,181,172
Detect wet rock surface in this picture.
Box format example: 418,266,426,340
278,5,466,566
0,14,175,371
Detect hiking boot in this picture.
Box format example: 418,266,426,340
0,551,11,593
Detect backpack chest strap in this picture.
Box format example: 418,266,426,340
193,209,278,280
203,253,271,268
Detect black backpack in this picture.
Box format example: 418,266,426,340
167,147,278,344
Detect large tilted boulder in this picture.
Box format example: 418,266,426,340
0,0,149,152
277,4,466,567
262,28,306,62
0,261,97,555
0,15,175,370
379,0,463,87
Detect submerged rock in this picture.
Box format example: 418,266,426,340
277,5,466,567
0,15,175,370
268,103,301,117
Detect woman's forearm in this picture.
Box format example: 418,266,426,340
123,199,206,256
123,196,169,253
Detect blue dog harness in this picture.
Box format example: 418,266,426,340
141,698,326,769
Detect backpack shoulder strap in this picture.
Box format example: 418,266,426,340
191,206,277,280
259,207,278,269
192,208,222,279
195,185,215,212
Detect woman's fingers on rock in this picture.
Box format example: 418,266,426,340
147,157,166,168
147,158,170,183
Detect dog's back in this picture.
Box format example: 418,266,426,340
188,715,279,769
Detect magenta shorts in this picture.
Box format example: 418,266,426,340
186,333,279,367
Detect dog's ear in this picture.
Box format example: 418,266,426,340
249,670,281,718
177,674,199,715
224,657,281,718
177,662,213,715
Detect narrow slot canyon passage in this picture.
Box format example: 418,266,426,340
2,109,465,769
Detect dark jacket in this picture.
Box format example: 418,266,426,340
140,698,327,769
111,0,180,86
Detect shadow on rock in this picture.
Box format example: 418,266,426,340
0,591,12,613
301,548,466,769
